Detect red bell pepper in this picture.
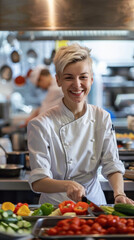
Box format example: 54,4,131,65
88,202,101,212
59,200,75,214
14,202,29,214
74,202,89,215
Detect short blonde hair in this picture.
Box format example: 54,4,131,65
54,43,92,76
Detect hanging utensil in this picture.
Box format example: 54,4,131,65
10,50,20,63
27,49,38,64
0,64,12,81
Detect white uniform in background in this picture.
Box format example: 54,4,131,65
39,78,63,114
28,100,125,205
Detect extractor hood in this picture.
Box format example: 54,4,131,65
0,0,134,31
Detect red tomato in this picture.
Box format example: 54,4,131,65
66,230,74,235
59,230,67,235
62,224,70,231
70,223,80,231
70,217,80,225
75,230,82,235
91,223,102,232
47,227,57,235
120,218,127,224
100,228,107,235
127,219,134,227
80,219,87,225
90,230,100,234
96,217,107,227
107,216,118,227
126,226,134,234
107,227,117,234
57,219,70,227
81,225,91,234
116,222,127,233
87,219,94,226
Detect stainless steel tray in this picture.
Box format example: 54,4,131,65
32,217,134,239
0,232,32,240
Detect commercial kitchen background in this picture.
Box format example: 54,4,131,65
0,33,134,129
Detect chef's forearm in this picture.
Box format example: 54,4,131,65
107,172,125,198
32,177,70,193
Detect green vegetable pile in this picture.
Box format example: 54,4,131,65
101,203,134,217
0,209,32,235
32,202,54,216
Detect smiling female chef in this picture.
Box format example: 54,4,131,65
27,43,134,206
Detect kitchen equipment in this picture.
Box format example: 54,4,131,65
0,99,11,121
0,144,29,169
82,196,105,216
14,75,26,86
0,164,23,177
27,49,37,64
10,50,20,63
32,217,134,239
0,137,12,164
0,64,12,81
1,125,27,151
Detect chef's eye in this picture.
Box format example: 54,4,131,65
65,76,73,80
81,76,88,79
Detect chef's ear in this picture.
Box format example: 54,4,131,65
56,74,62,87
91,76,93,85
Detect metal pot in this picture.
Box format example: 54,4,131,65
0,144,29,169
0,164,23,177
1,126,27,151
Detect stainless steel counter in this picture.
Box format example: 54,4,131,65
0,171,133,192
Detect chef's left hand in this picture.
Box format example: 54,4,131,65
115,195,134,205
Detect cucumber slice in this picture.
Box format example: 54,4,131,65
23,221,32,228
2,211,8,218
9,223,19,231
6,226,16,234
16,215,22,221
17,221,24,228
0,221,8,228
0,224,6,232
6,210,13,216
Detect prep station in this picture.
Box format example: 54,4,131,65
0,170,134,204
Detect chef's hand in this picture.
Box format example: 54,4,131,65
115,195,134,205
66,180,85,202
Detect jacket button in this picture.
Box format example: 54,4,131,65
68,159,72,164
91,119,95,123
90,139,95,142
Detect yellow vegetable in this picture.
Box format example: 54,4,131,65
63,212,76,217
17,204,31,216
1,202,15,212
49,208,62,216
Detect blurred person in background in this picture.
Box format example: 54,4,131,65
127,115,134,131
22,65,63,126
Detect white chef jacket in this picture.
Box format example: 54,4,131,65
28,100,125,205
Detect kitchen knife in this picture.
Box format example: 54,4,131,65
82,196,105,216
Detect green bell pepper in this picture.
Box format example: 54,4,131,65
40,203,54,216
32,208,43,216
